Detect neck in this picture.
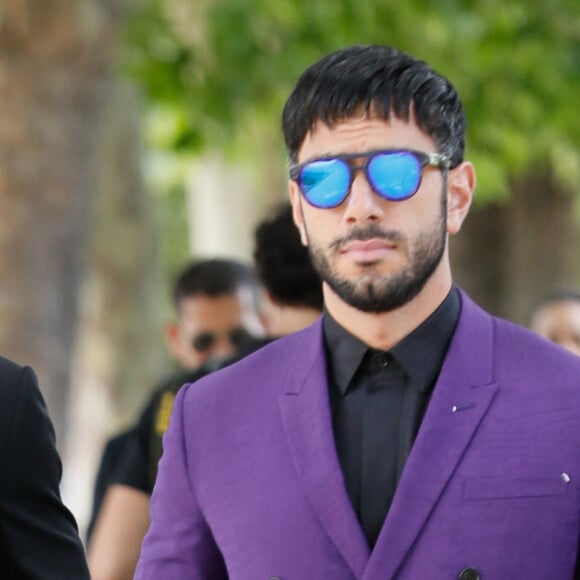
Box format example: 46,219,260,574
265,304,321,336
323,256,454,350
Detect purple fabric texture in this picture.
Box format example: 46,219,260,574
135,291,580,579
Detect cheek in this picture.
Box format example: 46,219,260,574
302,208,343,246
289,182,309,246
394,198,438,236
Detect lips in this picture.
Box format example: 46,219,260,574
340,238,397,262
342,239,395,252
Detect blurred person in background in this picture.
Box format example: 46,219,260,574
529,288,580,356
0,357,90,578
87,258,265,580
253,201,323,338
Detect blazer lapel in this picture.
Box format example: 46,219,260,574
278,320,370,578
364,292,499,579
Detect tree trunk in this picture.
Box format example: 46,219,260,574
502,169,580,323
450,201,509,317
62,84,169,535
451,169,580,325
0,0,122,441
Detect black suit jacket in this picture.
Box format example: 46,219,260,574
0,356,90,579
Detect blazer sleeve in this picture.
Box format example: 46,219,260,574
134,384,228,579
0,364,90,579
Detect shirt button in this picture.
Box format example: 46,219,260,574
458,567,480,580
374,353,389,368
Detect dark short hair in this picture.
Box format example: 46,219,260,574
282,44,465,167
172,258,260,311
253,202,323,311
531,288,580,316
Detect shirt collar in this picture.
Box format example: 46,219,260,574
323,312,368,394
323,287,461,395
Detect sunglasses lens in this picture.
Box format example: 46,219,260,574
192,332,215,353
368,152,421,201
228,328,252,348
299,159,350,208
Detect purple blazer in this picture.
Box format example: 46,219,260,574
135,291,580,579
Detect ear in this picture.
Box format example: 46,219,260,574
263,288,278,307
259,289,277,335
446,161,475,235
289,181,309,246
257,288,271,330
163,321,183,360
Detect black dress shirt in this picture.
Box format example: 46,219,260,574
324,287,460,548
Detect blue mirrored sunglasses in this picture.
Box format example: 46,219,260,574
289,149,451,209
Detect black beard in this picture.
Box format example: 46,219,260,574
307,196,447,314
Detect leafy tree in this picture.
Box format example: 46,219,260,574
125,0,579,196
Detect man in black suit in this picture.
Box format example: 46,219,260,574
0,356,90,578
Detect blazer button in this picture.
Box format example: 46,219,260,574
459,567,480,580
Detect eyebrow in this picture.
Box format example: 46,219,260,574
299,149,381,165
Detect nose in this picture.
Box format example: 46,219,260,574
211,335,237,358
342,170,385,225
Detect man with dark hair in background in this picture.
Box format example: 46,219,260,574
87,258,265,580
253,201,323,338
136,45,580,579
162,259,265,370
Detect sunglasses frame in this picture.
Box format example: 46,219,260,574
191,327,252,353
289,148,451,209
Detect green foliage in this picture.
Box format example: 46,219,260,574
123,0,580,200
144,145,192,285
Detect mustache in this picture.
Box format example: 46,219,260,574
330,224,404,251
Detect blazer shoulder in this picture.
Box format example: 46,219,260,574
458,291,580,369
494,315,580,362
492,316,580,391
0,360,44,459
456,291,580,392
180,322,323,409
0,357,35,432
0,355,27,386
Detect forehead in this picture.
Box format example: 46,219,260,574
533,301,580,331
177,291,255,327
297,114,436,162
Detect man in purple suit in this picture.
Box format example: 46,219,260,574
135,45,580,579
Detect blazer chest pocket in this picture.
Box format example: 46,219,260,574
463,477,568,500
